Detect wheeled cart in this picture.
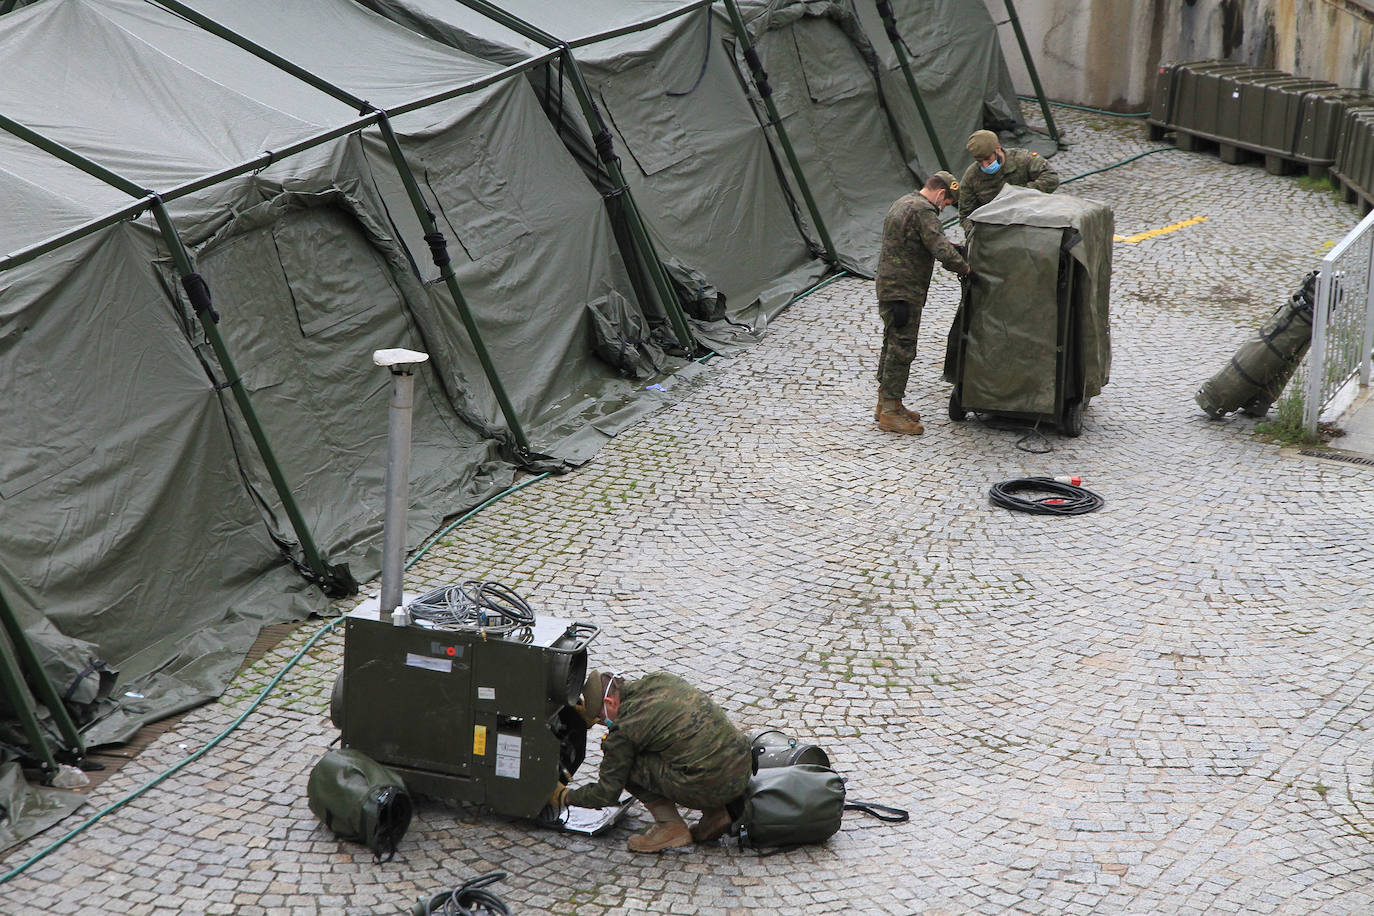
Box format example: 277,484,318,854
944,186,1113,437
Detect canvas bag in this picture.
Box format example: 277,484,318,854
307,749,413,861
731,763,847,848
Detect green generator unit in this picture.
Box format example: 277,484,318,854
330,589,597,819
945,186,1113,437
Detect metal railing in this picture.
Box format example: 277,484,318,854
1305,207,1374,435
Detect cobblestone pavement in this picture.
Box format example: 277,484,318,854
5,107,1374,916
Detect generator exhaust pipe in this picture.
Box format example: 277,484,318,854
374,348,429,622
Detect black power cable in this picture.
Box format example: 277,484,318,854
408,581,536,634
414,871,512,916
988,477,1104,515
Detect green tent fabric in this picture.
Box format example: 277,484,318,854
727,0,920,276
958,185,1113,417
356,0,829,339
849,0,1035,174
0,762,85,851
0,0,704,796
1,224,327,748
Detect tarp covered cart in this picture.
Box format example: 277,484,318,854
944,186,1113,437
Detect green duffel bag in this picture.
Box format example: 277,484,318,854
730,763,847,849
307,749,412,862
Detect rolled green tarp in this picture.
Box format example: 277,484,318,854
1195,271,1316,419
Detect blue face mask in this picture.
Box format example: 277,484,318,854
979,157,1002,175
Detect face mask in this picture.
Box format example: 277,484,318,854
979,157,1002,175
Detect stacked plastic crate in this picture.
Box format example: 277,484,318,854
1148,59,1374,207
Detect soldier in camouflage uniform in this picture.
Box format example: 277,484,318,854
873,171,971,435
549,670,751,853
958,129,1059,232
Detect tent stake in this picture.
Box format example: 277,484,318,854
873,0,949,172
1000,0,1061,146
720,0,840,268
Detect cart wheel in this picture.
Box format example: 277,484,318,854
1061,400,1083,438
330,670,345,730
949,390,967,421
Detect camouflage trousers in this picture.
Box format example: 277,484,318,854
626,750,751,811
876,298,925,399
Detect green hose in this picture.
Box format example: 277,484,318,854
1062,147,1176,184
1,618,342,884
941,147,1178,228
0,260,857,880
1,472,556,885
1019,95,1149,118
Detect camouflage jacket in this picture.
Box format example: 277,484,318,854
957,147,1060,227
874,192,969,304
566,672,751,810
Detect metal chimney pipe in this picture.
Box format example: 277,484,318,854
374,348,429,622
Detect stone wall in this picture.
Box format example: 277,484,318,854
985,0,1374,111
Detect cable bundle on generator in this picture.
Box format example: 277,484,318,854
988,477,1104,516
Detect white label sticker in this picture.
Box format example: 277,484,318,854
405,653,452,673
495,733,522,779
477,686,496,701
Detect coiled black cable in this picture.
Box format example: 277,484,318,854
415,871,511,916
408,581,536,634
988,477,1104,515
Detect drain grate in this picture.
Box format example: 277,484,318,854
1299,449,1374,467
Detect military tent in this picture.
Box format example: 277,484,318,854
849,0,1043,174
0,0,695,769
725,0,923,274
356,0,831,336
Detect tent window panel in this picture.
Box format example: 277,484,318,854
419,130,532,261
752,32,804,120
791,22,873,104
598,65,697,176
273,209,400,339
0,356,95,498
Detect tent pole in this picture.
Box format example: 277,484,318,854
146,200,355,597
873,0,948,172
1000,0,1060,146
0,589,86,779
720,0,840,268
148,0,534,458
0,112,354,597
451,0,698,355
555,47,698,354
371,117,534,456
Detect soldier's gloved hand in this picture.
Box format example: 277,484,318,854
891,302,909,327
953,243,968,259
962,270,977,285
548,784,570,814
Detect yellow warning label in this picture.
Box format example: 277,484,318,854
473,725,487,756
1113,216,1208,244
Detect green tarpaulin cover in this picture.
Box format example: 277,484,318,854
960,186,1113,416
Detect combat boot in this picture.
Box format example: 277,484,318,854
690,806,733,844
627,800,692,853
874,395,921,423
876,397,924,435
